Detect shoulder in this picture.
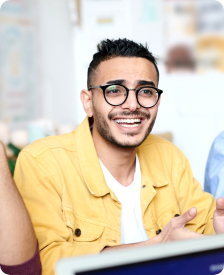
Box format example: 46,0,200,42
211,131,224,156
141,134,178,152
139,134,185,165
22,131,77,158
214,131,224,144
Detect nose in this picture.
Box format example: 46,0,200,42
121,90,140,112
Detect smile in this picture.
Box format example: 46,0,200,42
114,118,142,128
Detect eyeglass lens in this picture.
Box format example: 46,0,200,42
105,85,159,108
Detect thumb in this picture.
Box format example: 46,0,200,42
176,207,197,227
0,142,8,166
216,197,224,215
0,143,12,178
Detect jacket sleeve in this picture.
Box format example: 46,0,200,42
14,151,106,275
204,131,224,199
173,148,216,235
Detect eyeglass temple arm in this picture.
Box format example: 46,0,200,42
88,85,101,90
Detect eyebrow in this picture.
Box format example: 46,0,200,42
106,79,126,85
137,80,156,87
106,79,156,87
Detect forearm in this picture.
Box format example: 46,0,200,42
101,236,161,252
1,242,42,275
0,143,37,265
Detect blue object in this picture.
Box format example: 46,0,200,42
79,251,224,275
55,235,224,275
204,131,224,199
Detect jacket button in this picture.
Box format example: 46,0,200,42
174,214,180,217
75,228,81,237
156,229,162,235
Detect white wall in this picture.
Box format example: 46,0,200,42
153,73,224,187
37,0,77,125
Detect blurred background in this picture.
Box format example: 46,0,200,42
0,0,224,187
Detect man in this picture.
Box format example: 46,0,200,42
0,141,42,275
205,131,224,199
14,39,224,275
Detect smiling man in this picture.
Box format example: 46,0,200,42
14,39,224,275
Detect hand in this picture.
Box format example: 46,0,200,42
213,197,224,234
102,208,204,253
155,207,204,243
0,141,11,179
0,141,8,165
0,141,7,162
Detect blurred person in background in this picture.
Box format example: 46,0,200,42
165,44,196,73
0,141,42,275
14,39,224,275
205,131,224,199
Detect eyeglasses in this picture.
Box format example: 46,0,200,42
88,84,163,108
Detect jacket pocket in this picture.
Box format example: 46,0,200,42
73,217,104,242
156,202,180,229
63,209,75,233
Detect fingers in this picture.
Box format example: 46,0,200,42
0,140,6,152
216,197,224,213
213,198,224,234
159,207,200,243
0,142,8,165
175,207,197,227
0,142,7,161
0,143,12,179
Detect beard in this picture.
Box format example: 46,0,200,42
92,105,157,149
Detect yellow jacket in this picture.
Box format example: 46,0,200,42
14,117,215,275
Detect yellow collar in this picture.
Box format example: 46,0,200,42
75,117,168,197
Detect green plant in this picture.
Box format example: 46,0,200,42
7,143,21,176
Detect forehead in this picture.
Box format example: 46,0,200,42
95,57,158,86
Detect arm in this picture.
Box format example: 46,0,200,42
0,142,37,265
204,132,224,199
203,133,224,234
0,142,42,274
173,148,216,235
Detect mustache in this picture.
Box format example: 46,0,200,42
108,111,150,120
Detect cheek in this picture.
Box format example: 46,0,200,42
149,106,158,118
92,94,105,113
93,98,114,120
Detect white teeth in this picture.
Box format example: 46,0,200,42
120,124,139,128
115,119,141,124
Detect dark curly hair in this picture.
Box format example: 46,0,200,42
87,38,159,88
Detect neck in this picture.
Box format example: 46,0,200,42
92,125,137,187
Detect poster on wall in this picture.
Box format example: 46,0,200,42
0,0,38,129
196,0,224,73
164,0,224,74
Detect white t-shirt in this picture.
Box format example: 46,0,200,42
99,156,149,245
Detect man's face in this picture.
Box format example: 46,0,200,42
90,57,160,148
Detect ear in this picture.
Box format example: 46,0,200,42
80,89,93,117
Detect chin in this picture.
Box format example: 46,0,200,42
111,135,148,148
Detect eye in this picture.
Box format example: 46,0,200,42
105,85,126,97
106,89,120,94
142,89,152,94
139,88,153,95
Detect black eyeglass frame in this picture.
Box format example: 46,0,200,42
88,84,163,109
